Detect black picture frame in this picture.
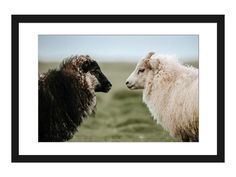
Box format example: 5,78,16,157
11,15,225,163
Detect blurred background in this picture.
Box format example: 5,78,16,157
38,35,198,142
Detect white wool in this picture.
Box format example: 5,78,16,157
85,72,97,114
142,55,198,140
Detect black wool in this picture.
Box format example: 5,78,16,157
39,60,95,142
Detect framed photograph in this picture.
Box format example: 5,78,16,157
12,15,224,162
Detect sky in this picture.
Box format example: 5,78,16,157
38,35,198,63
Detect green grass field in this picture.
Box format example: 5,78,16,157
39,61,197,142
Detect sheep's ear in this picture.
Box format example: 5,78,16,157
145,52,155,60
144,52,155,69
85,55,92,60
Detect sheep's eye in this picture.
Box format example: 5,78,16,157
91,68,99,73
138,68,145,74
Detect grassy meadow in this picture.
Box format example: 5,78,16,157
39,61,197,142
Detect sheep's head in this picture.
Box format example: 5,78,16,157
126,52,159,90
61,55,112,93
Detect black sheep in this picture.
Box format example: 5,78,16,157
39,55,112,142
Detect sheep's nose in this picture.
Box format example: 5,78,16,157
108,82,112,88
126,81,129,85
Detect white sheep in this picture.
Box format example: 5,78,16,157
126,52,198,142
